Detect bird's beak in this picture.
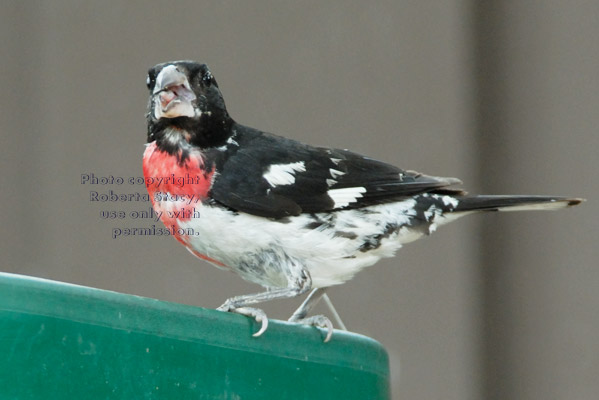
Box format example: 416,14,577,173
153,65,197,119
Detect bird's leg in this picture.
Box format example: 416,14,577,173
289,287,327,321
217,269,312,338
322,293,347,331
288,288,334,342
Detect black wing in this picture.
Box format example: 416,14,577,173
210,127,463,218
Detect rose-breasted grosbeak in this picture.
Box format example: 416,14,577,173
143,60,582,342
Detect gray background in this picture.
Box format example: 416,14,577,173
2,2,597,399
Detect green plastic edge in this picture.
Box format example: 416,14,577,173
0,272,389,377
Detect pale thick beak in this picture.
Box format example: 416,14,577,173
153,65,197,118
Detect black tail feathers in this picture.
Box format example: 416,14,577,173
453,195,584,213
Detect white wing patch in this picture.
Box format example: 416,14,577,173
329,168,345,179
325,168,345,187
263,162,306,187
327,187,367,208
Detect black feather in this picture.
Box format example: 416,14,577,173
453,195,583,212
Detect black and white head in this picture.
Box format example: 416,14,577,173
146,61,232,148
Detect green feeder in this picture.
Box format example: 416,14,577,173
0,272,390,399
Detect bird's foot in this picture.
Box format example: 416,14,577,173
217,303,269,338
289,314,334,343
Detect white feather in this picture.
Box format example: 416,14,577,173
442,195,459,208
263,162,306,187
329,168,345,179
327,187,367,208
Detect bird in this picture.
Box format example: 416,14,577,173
143,60,583,342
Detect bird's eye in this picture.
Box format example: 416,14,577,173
203,70,213,83
146,74,152,89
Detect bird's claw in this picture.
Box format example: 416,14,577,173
217,304,269,338
291,314,334,343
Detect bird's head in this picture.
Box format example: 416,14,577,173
146,61,232,148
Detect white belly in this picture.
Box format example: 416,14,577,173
175,198,462,288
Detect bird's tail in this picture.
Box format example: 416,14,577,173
453,195,583,213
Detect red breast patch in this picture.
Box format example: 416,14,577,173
142,142,214,227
